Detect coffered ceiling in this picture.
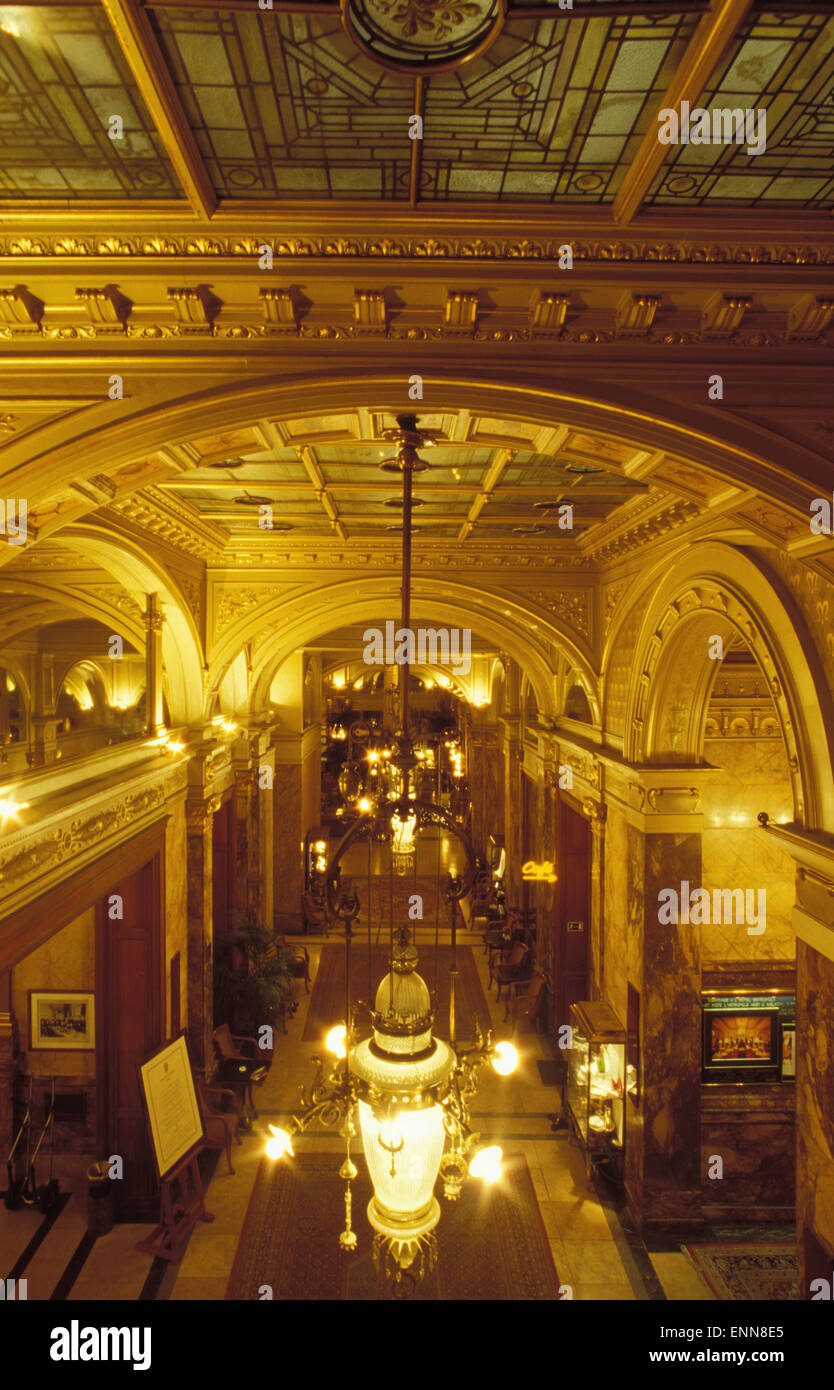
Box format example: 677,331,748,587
157,408,650,543
1,0,833,219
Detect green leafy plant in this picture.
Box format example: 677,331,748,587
213,913,297,1035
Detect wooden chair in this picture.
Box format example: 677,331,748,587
490,939,531,999
506,971,547,1031
212,1024,272,1124
302,890,330,935
196,1076,242,1174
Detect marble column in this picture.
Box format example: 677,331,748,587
28,652,57,767
234,767,257,920
186,794,219,1076
144,593,165,736
625,822,704,1236
796,938,834,1296
586,804,607,1002
272,732,305,934
468,714,502,857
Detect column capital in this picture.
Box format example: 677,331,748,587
186,794,221,832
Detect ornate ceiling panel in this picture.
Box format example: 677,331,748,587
0,4,183,198
3,3,829,211
148,4,415,198
157,408,653,545
647,11,834,208
422,8,698,202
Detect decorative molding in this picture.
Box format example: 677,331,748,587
186,792,221,831
3,234,832,266
215,583,284,633
0,764,185,898
518,588,590,639
586,498,700,563
603,580,630,636
701,292,752,337
105,487,227,561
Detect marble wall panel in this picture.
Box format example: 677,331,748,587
701,1085,795,1215
636,832,703,1232
602,805,629,1024
797,939,834,1295
12,907,95,1079
186,819,213,1074
701,739,794,962
274,762,304,932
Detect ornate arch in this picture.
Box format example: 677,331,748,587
58,528,206,726
624,543,834,830
209,577,598,723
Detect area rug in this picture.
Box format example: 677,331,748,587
681,1243,797,1300
303,943,492,1043
348,875,445,930
226,1153,560,1300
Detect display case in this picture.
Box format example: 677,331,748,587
566,1001,627,1179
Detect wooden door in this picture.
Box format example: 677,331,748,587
553,799,590,1031
96,853,163,1218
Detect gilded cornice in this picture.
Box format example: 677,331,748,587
586,497,701,565
0,762,186,911
2,233,833,267
105,486,227,561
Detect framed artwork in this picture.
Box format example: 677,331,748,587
703,1007,779,1073
29,991,95,1051
780,1023,796,1080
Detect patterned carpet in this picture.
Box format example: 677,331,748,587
682,1243,797,1300
347,874,445,931
303,943,492,1043
226,1153,561,1300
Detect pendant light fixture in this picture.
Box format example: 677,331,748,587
265,415,518,1296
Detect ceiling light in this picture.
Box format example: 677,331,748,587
234,495,273,505
385,497,426,508
565,463,604,475
513,525,546,535
207,459,245,470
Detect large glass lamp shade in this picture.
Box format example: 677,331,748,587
356,1100,447,1247
350,942,455,1264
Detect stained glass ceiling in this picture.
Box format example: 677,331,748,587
0,1,832,208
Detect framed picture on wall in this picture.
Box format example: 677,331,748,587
29,991,95,1050
780,1022,796,1080
702,1006,778,1073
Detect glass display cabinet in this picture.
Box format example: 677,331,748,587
566,1001,627,1182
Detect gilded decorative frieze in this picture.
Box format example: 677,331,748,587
517,588,590,638
0,767,186,897
214,583,292,633
3,234,833,266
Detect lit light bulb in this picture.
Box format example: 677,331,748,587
469,1145,503,1183
492,1041,519,1076
265,1125,294,1159
325,1025,347,1059
358,797,371,813
0,796,29,824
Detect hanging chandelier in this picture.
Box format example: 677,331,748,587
265,414,518,1295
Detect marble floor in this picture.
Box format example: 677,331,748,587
0,931,715,1302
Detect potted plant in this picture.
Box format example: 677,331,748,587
213,914,298,1036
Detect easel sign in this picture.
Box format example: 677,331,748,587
139,1032,204,1179
136,1033,213,1261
